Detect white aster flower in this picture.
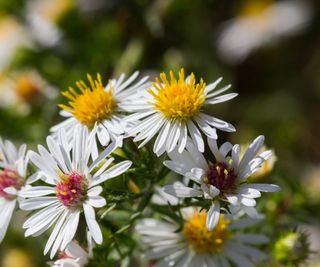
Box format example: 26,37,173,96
136,208,269,267
125,68,237,156
48,241,90,267
19,126,132,258
0,137,30,242
163,135,280,230
51,72,149,146
217,0,311,64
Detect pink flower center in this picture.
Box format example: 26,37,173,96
205,163,237,195
56,172,88,208
58,250,74,260
0,168,23,199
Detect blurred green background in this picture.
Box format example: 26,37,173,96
0,0,319,266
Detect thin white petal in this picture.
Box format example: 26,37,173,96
163,184,202,198
83,203,103,244
206,200,220,230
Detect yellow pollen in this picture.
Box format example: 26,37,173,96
183,212,231,253
149,68,206,120
58,172,68,181
216,166,221,176
203,177,209,184
59,73,116,128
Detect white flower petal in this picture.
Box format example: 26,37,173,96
240,197,256,207
163,161,188,176
187,120,204,152
206,200,220,230
19,186,55,198
20,197,58,211
233,234,269,244
246,184,281,192
0,200,16,241
163,183,202,198
44,209,69,256
226,250,255,267
195,117,217,139
238,135,265,171
83,203,102,244
205,93,238,105
91,160,132,186
87,196,106,208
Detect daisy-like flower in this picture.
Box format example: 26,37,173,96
163,136,280,230
51,72,149,146
217,0,311,64
19,126,132,258
136,208,269,267
0,137,29,242
125,68,237,156
48,241,90,267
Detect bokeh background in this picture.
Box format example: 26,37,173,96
0,0,319,266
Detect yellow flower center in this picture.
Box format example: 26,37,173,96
15,74,39,100
59,74,116,128
239,0,272,18
149,68,206,120
183,212,231,253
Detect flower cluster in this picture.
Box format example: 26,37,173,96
0,68,281,266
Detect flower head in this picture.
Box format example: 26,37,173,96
20,126,132,258
183,212,231,253
51,71,149,146
136,209,269,267
0,169,24,199
217,0,311,64
150,69,206,120
59,74,116,128
56,172,88,208
125,68,237,156
26,0,74,47
163,136,280,230
0,70,57,115
0,137,29,242
272,230,311,266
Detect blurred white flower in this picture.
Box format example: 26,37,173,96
0,70,57,115
25,0,73,47
0,138,30,243
217,0,311,64
0,17,32,72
